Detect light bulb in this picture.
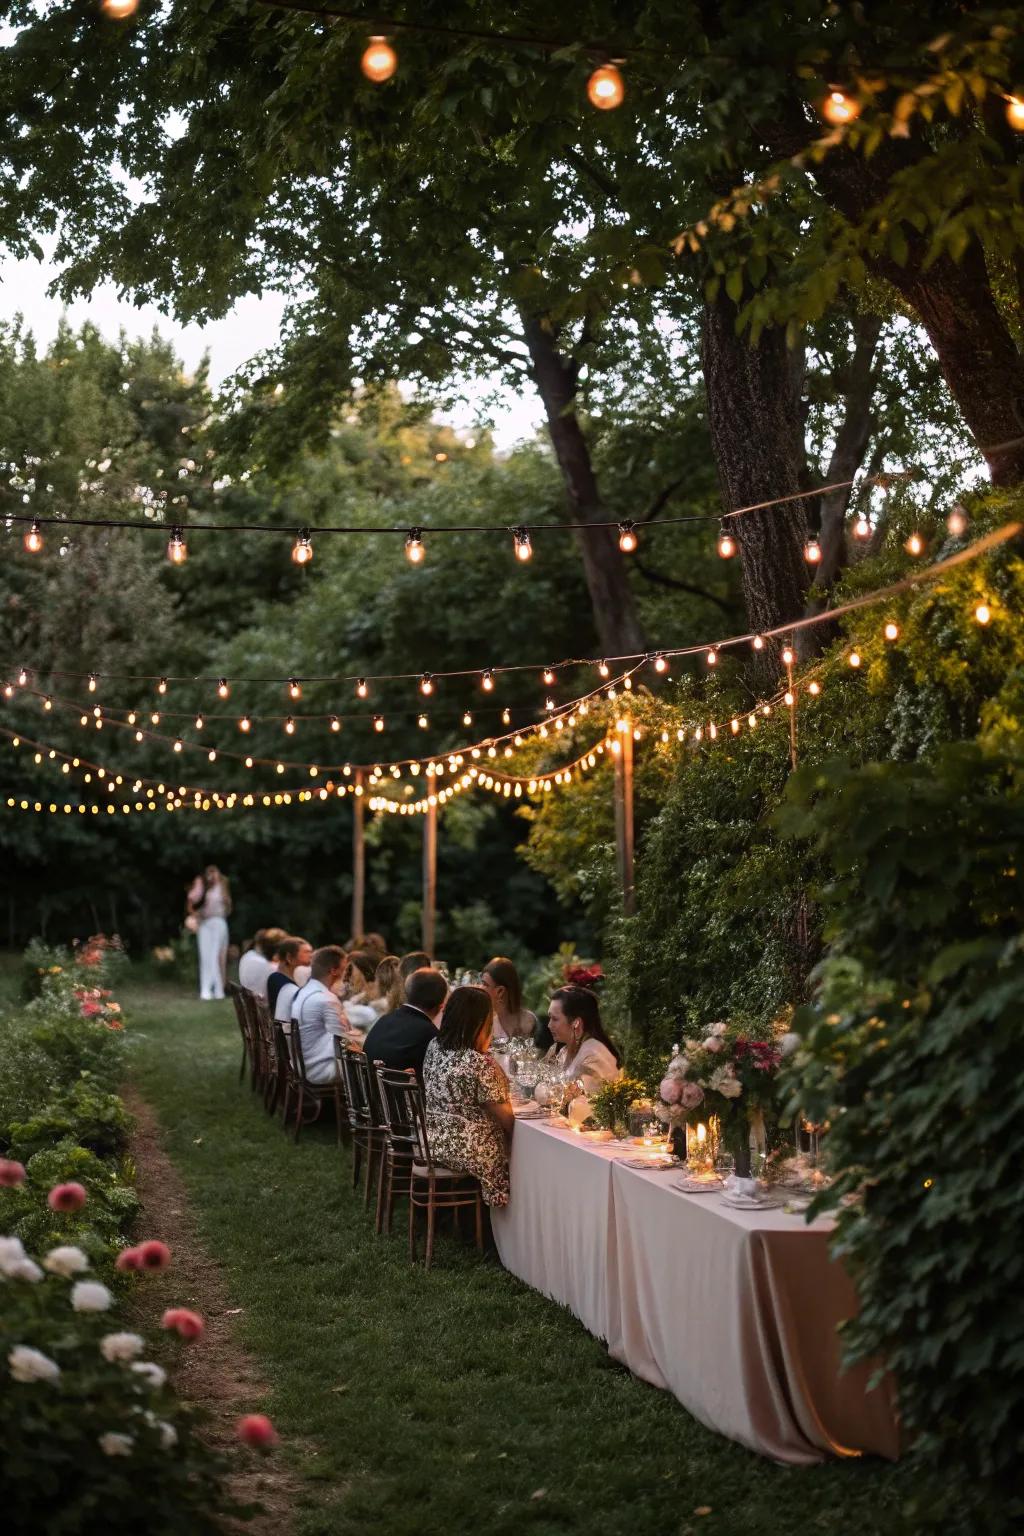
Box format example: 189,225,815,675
853,514,871,539
463,711,473,727
418,713,428,729
17,668,28,687
284,716,295,735
291,530,313,565
217,678,230,699
288,678,302,700
717,522,736,559
752,635,765,651
975,603,991,625
1006,95,1024,131
24,521,43,553
946,506,968,537
587,62,625,110
598,659,610,678
542,667,556,685
805,536,822,564
808,681,821,696
821,88,860,126
102,0,139,16
194,714,204,730
420,673,434,696
239,715,251,733
150,711,160,725
884,621,899,642
373,715,385,733
653,654,668,674
330,715,341,732
501,708,511,725
405,529,425,564
361,35,397,82
43,695,52,711
167,527,187,564
356,678,368,698
545,697,556,712
173,738,183,753
481,669,495,692
618,521,638,553
706,648,717,666
513,527,533,562
848,651,862,668
127,711,137,725
157,677,168,695
208,749,217,763
906,532,924,556
782,646,795,666
88,673,98,692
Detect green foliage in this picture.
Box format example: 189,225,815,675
7,1079,133,1163
589,1075,649,1134
777,741,1024,1529
21,939,68,1000
2,1140,140,1265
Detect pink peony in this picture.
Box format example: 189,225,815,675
0,1159,27,1187
137,1240,171,1272
702,1036,724,1053
680,1081,705,1110
237,1414,278,1448
47,1182,87,1213
658,1076,683,1105
115,1246,142,1272
162,1307,205,1340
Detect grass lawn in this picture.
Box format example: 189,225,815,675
122,976,939,1536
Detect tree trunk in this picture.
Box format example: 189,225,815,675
519,310,647,657
813,313,882,594
701,292,812,642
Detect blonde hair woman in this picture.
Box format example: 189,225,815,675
186,864,232,1001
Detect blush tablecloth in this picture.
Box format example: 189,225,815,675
491,1121,899,1467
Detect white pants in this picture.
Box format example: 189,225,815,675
197,916,228,1000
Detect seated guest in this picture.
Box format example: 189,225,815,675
423,985,512,1209
268,937,312,1021
362,931,389,961
238,927,286,999
290,946,349,1083
399,949,431,981
362,967,448,1078
482,956,537,1043
372,955,403,1017
545,986,622,1096
339,950,380,1032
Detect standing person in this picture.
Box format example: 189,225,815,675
187,865,232,1002
481,957,537,1043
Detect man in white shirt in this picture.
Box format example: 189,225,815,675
290,946,349,1084
238,927,285,999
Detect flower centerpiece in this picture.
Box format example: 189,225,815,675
590,1076,649,1139
655,1023,782,1177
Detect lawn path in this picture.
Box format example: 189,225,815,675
123,978,927,1536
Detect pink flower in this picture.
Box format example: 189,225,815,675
115,1246,142,1272
237,1414,278,1448
0,1159,27,1187
48,1182,87,1212
80,1001,102,1018
137,1240,171,1272
680,1082,705,1110
162,1308,205,1340
658,1076,683,1105
702,1037,724,1053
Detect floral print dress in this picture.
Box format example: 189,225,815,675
423,1040,511,1207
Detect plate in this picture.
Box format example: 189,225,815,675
671,1176,724,1194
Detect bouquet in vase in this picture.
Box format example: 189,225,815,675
655,1023,781,1175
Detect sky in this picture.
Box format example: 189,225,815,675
0,246,545,451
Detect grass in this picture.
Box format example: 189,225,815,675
121,976,939,1536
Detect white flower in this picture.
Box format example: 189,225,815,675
0,1236,27,1275
701,1036,724,1054
99,1432,134,1457
710,1065,743,1100
709,1021,728,1036
131,1361,166,1390
44,1245,89,1278
780,1032,801,1057
71,1280,113,1313
100,1332,145,1364
8,1345,61,1384
157,1420,177,1450
7,1257,43,1282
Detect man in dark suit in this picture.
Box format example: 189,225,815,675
362,966,448,1079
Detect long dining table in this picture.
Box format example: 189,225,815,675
490,1117,900,1467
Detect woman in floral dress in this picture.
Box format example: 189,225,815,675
423,986,513,1207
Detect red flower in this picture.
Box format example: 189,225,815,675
237,1414,278,1448
162,1307,205,1340
47,1182,87,1212
115,1246,142,1272
564,963,604,988
137,1239,171,1271
0,1158,27,1187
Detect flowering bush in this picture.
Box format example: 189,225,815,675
73,986,124,1030
1,1141,140,1264
74,932,129,989
0,1231,231,1534
655,1022,783,1154
8,1079,133,1162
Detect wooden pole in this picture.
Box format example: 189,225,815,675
614,724,636,916
422,795,438,956
351,771,365,941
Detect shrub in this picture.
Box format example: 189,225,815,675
777,741,1024,1530
7,1080,134,1162
20,939,68,1001
2,1141,140,1265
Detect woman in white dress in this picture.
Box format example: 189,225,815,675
187,865,231,1001
545,986,622,1096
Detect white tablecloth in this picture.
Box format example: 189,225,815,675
492,1121,899,1466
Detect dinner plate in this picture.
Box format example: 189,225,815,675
671,1176,724,1194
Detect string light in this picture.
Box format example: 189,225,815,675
239,715,251,733
1006,94,1024,131
101,0,139,17
587,62,625,110
821,88,860,125
24,521,43,554
373,715,385,733
481,669,495,692
167,527,187,565
284,716,296,735
87,674,98,693
618,521,638,553
652,654,668,674
291,529,313,565
781,646,795,666
906,532,924,557
361,35,397,82
804,536,822,564
356,678,368,699
808,681,821,696
157,678,168,696
501,708,511,726
884,621,900,641
194,714,204,731
975,603,991,625
545,696,556,712
418,713,429,729
150,711,160,725
173,738,183,753
717,522,736,559
848,650,862,668
752,635,765,651
853,514,871,539
288,678,302,701
405,529,425,564
542,667,556,686
43,696,52,711
598,659,610,678
217,678,230,699
420,673,434,696
706,648,717,667
513,527,533,563
330,715,341,732
462,711,473,727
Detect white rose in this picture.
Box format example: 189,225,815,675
780,1032,801,1057
71,1280,113,1313
157,1421,178,1450
710,1066,743,1100
99,1432,134,1457
702,1037,724,1054
100,1332,145,1364
44,1245,90,1278
8,1345,61,1384
7,1257,43,1282
0,1236,27,1275
131,1361,167,1390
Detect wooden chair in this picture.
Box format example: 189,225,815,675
254,996,284,1114
335,1045,388,1219
226,981,254,1086
239,986,267,1095
373,1064,484,1268
286,1012,345,1145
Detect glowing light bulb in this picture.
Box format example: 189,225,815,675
1006,95,1024,131
194,714,204,731
102,0,139,16
405,529,425,564
150,711,160,725
717,522,736,559
906,532,924,556
501,708,511,725
361,35,397,82
288,678,302,701
849,651,862,668
463,711,473,727
752,635,765,651
17,668,27,687
356,678,368,698
88,673,98,692
545,697,556,712
884,621,899,642
805,536,822,564
587,62,625,110
291,529,313,565
239,715,251,733
157,677,168,695
653,654,668,674
808,681,821,696
373,715,385,733
173,738,183,753
542,667,556,686
217,678,230,699
284,716,295,735
167,527,187,564
821,88,860,126
853,514,871,539
975,603,991,625
618,521,638,553
513,527,533,562
598,659,610,678
706,648,717,666
330,715,341,732
946,506,968,538
420,673,434,696
43,695,52,711
781,646,795,666
479,669,496,694
24,521,43,553
418,713,428,729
